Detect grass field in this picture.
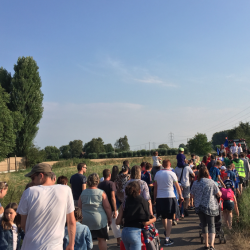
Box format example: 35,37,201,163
0,155,185,208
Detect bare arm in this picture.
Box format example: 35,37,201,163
102,192,112,225
216,191,222,197
78,196,82,209
148,200,153,215
82,184,86,191
110,191,117,218
0,206,4,215
174,181,184,202
233,195,239,217
20,215,27,232
116,206,123,225
66,212,76,250
143,215,156,226
218,175,226,188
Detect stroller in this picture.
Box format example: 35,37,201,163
199,198,226,244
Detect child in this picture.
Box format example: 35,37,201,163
0,203,24,250
220,166,227,181
0,182,8,219
57,175,68,185
176,148,186,168
151,151,163,181
207,153,211,162
191,154,196,164
63,207,93,250
141,163,153,192
220,184,239,229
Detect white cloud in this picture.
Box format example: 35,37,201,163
134,76,177,87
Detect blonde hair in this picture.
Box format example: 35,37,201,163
87,173,99,187
215,160,222,167
195,156,200,162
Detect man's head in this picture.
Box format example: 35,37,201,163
146,162,152,171
233,142,236,147
210,154,215,160
215,160,222,168
57,175,68,185
233,153,238,159
25,163,53,185
191,154,195,159
103,169,111,180
77,162,87,173
240,152,245,158
162,159,171,169
123,160,129,167
179,147,184,154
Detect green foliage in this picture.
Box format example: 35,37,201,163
69,140,83,158
140,149,146,156
88,153,98,159
84,137,105,155
136,150,141,157
59,145,71,159
211,130,229,149
118,152,123,158
228,122,250,145
187,133,212,156
104,143,114,153
0,67,12,97
133,151,138,157
26,144,46,168
171,148,178,155
179,143,186,148
0,86,16,161
114,135,130,151
158,144,169,149
44,146,60,161
127,151,133,157
99,152,107,159
10,57,44,156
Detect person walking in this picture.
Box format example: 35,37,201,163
191,166,221,250
98,169,121,246
239,152,250,187
153,160,183,246
70,163,87,206
17,163,76,250
78,173,112,250
232,153,245,194
115,166,130,204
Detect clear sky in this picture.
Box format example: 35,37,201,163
1,1,250,150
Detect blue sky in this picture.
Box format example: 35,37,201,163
1,1,250,150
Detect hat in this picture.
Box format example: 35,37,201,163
221,166,226,171
25,163,52,177
179,147,184,152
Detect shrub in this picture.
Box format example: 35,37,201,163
118,152,123,158
157,148,164,156
171,148,178,155
136,150,141,157
132,151,137,157
127,151,133,157
88,153,98,159
122,151,128,158
99,153,107,159
140,149,146,156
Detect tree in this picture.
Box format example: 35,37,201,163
187,133,212,156
178,143,186,148
44,146,60,161
228,122,250,144
69,140,83,158
211,130,229,149
114,135,130,152
0,67,12,97
104,143,114,153
26,144,46,167
59,145,71,159
84,137,105,155
158,144,169,149
10,57,44,156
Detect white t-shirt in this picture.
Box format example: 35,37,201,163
174,166,194,187
152,156,161,166
12,224,18,250
17,185,74,250
238,147,243,154
154,169,177,198
230,146,238,154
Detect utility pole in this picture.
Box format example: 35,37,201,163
169,132,174,148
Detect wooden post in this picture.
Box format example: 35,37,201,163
8,158,10,173
15,155,17,171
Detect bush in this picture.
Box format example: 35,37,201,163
140,149,146,156
88,153,98,159
122,151,128,158
99,152,107,159
132,151,137,157
171,148,178,155
145,150,151,156
118,152,123,158
136,150,141,157
127,151,133,157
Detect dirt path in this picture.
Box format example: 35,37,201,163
92,210,230,250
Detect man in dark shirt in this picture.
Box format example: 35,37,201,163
98,169,121,245
70,162,87,206
207,154,216,170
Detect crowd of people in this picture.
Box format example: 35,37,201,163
0,147,250,250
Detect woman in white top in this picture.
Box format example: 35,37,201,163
237,143,243,155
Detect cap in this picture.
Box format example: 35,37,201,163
179,147,184,152
221,166,226,170
25,163,52,177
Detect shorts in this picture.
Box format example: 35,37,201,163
156,198,176,220
239,177,245,184
223,200,234,211
91,226,109,240
182,186,190,199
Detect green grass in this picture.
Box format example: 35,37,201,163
0,155,184,208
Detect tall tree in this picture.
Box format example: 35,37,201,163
10,57,44,156
104,143,114,153
69,140,83,158
114,135,130,152
211,130,229,149
187,133,212,156
0,67,12,96
26,144,46,167
59,145,71,159
44,146,60,161
84,137,105,155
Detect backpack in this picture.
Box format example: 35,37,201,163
209,167,218,181
142,223,161,250
221,187,234,201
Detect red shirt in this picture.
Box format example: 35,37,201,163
220,170,227,181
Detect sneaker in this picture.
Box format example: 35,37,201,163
164,238,174,246
172,220,177,226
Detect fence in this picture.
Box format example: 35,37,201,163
0,157,26,172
